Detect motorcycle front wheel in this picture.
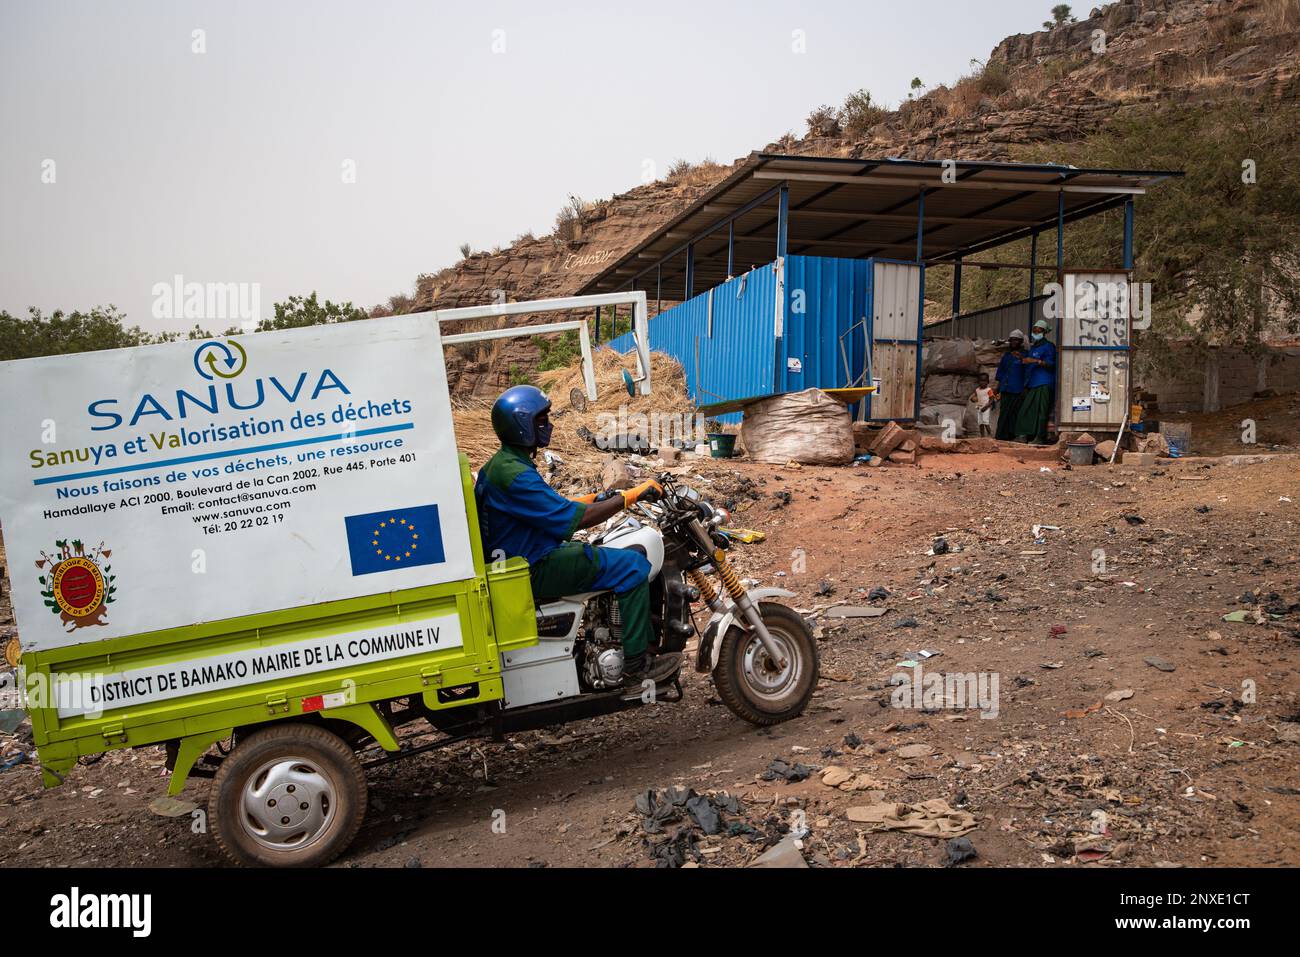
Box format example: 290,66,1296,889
712,602,818,726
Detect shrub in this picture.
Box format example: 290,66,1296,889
554,194,590,243
805,104,841,137
839,89,888,136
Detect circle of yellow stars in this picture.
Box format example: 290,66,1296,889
373,517,419,563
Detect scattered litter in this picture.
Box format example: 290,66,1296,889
685,794,722,835
820,767,887,791
148,796,200,818
761,759,813,782
825,605,887,619
845,799,977,838
1144,656,1176,673
945,836,978,866
896,743,936,760
0,752,29,772
749,835,808,869
1222,609,1277,624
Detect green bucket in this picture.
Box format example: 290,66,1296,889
708,433,737,458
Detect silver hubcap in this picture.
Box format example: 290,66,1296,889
240,757,335,852
741,629,801,702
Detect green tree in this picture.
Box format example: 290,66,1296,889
1044,4,1075,28
535,328,582,372
1028,98,1300,360
0,305,151,360
252,292,369,332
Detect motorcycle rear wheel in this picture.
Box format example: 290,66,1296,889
713,602,818,726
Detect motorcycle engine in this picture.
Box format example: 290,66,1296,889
580,596,625,690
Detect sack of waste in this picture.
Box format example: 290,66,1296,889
740,389,854,465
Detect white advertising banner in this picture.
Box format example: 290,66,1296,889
47,612,464,718
0,314,474,652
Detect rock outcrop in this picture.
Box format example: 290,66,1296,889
405,0,1299,396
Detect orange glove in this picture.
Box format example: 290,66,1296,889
621,479,663,508
572,492,601,505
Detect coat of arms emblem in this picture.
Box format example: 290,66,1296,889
35,538,116,630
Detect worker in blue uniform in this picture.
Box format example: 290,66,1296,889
1013,318,1057,445
475,385,680,689
993,329,1028,441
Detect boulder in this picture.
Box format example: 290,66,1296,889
601,458,635,490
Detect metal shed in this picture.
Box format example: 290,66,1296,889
586,153,1180,429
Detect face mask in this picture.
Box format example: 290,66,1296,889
1031,332,1045,342
534,415,553,448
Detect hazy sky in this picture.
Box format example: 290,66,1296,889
1,0,1054,333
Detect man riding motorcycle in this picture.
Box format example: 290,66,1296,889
475,385,682,689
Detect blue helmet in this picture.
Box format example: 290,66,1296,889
491,385,553,448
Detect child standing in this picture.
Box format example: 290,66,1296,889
971,373,995,438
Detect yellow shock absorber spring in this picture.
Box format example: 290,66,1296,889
712,550,747,602
687,569,720,606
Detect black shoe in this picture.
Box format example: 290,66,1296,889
623,652,682,688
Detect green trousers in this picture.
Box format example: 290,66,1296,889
1013,385,1053,443
529,542,653,657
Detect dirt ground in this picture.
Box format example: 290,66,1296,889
1,438,1296,869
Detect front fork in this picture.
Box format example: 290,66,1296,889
685,521,788,667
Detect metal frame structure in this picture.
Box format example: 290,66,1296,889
581,154,1179,424
432,292,653,400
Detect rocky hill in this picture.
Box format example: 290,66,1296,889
408,0,1299,396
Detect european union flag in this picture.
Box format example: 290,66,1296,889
344,505,446,577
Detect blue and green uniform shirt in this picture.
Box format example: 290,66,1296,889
995,349,1028,395
474,444,587,565
1025,339,1057,391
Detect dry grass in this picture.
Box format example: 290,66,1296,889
451,349,695,470
666,158,725,187
1263,0,1300,31
936,60,1015,118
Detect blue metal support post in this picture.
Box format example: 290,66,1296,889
727,221,735,278
1029,229,1038,327
1056,191,1065,277
952,258,962,317
685,244,695,300
776,185,789,260
914,188,926,420
1122,198,1135,270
